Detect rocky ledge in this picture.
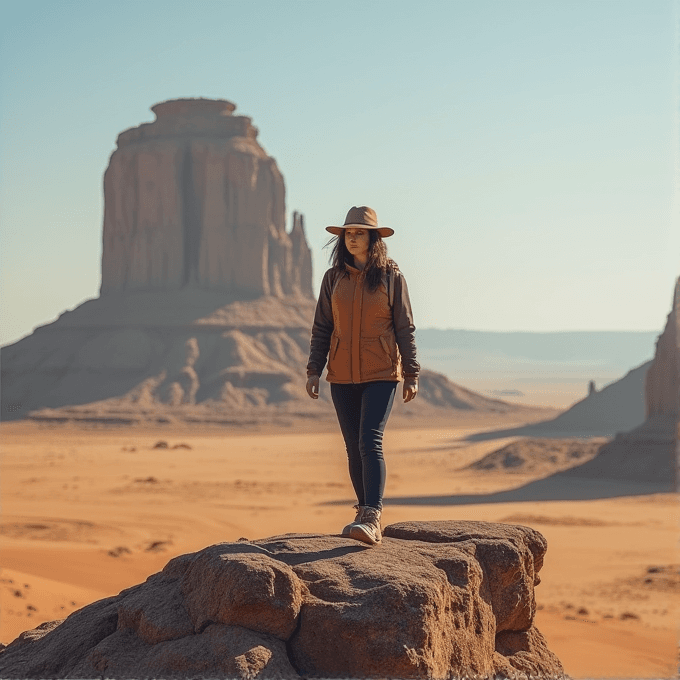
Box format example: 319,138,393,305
0,521,565,679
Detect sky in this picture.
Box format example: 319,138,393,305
1,0,678,347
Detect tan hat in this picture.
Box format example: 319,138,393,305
326,206,394,238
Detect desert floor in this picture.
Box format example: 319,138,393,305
1,417,677,678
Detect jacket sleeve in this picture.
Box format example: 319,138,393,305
306,269,335,377
392,270,420,379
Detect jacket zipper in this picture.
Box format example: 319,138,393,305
351,270,365,383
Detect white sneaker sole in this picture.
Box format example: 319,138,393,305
349,524,381,545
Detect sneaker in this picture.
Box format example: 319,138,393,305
349,506,382,545
341,505,365,536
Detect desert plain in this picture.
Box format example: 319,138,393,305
0,413,677,679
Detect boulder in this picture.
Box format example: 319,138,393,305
68,625,297,680
0,521,565,679
382,521,546,632
116,574,194,645
180,545,303,639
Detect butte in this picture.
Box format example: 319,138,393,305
2,99,316,425
1,98,528,427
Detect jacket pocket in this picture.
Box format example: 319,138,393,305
327,335,351,381
331,335,340,359
379,335,391,359
361,336,394,377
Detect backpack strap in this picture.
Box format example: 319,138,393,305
379,268,396,309
385,267,395,309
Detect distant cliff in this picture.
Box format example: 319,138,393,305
645,277,680,421
563,277,679,488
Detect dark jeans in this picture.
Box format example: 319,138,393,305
330,380,398,511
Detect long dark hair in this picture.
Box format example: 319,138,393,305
326,230,398,292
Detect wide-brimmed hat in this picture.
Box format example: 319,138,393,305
326,206,394,238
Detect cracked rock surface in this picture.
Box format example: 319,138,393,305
0,521,565,679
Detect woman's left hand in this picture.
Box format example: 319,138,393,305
403,377,418,403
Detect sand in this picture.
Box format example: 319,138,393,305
0,418,677,678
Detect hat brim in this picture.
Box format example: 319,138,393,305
326,224,394,237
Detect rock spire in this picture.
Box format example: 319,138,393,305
645,276,680,420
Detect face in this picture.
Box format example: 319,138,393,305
344,228,370,259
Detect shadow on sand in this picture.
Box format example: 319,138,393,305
463,424,618,442
322,473,671,509
324,452,673,508
381,473,672,506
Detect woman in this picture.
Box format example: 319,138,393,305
306,206,420,545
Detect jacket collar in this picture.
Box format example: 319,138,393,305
345,263,366,276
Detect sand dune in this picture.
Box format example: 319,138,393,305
465,438,606,475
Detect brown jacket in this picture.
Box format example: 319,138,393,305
307,264,420,383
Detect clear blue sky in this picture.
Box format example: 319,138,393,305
1,0,677,347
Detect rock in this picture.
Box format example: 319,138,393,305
0,314,527,425
179,545,303,639
0,521,565,679
117,574,193,644
0,597,119,678
382,521,546,631
467,438,603,475
278,535,499,678
289,212,313,302
494,627,563,676
562,277,679,488
68,625,297,680
525,361,651,436
525,277,679,441
100,98,313,300
413,369,518,413
645,277,679,420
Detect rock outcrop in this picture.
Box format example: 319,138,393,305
528,361,651,435
0,294,318,423
560,277,679,488
645,277,680,421
0,521,565,679
467,438,604,475
101,98,313,299
463,360,651,441
415,369,520,413
1,321,530,426
464,287,678,440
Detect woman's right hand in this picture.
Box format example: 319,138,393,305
306,375,320,399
